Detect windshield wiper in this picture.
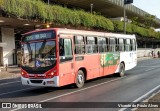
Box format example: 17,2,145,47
26,42,31,53
39,40,46,54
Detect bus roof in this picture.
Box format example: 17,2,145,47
23,28,136,39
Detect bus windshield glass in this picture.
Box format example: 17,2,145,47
21,31,56,73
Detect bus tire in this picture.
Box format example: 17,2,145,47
117,63,125,77
74,70,85,88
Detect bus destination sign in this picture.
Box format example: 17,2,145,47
23,31,55,42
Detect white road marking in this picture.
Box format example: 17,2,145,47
139,66,160,68
144,68,155,72
0,87,34,96
119,84,160,111
10,77,126,111
0,81,21,86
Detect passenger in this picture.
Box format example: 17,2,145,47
157,51,160,58
151,51,154,57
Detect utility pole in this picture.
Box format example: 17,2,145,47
48,0,50,5
123,0,133,34
90,4,93,14
124,4,126,34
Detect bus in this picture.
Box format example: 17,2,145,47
21,28,137,88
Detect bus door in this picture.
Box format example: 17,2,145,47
58,34,75,86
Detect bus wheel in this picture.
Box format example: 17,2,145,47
117,63,125,77
75,70,85,88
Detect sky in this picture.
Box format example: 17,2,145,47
133,0,160,19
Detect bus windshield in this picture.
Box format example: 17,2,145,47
21,40,56,73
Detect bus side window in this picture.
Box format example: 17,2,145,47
119,38,124,51
109,38,116,52
74,36,85,54
125,39,131,51
59,38,73,62
98,37,107,53
131,39,136,51
86,37,97,54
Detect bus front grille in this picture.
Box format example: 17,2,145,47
30,80,43,84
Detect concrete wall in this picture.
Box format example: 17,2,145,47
137,48,160,58
1,28,15,65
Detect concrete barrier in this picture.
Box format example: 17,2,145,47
137,48,160,58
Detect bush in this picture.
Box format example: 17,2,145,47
112,21,160,39
112,21,123,32
0,0,159,39
0,0,114,31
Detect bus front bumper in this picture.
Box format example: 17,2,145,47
21,76,59,87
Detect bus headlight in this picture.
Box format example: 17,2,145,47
46,72,55,78
21,71,29,78
51,72,54,75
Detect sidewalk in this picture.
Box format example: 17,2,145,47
0,65,20,80
137,56,152,61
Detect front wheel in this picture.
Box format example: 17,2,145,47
116,63,125,77
74,70,85,88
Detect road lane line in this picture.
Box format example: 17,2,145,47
0,81,21,86
0,87,35,96
144,68,155,72
10,76,126,111
132,85,160,102
40,77,126,102
139,66,160,68
119,84,160,111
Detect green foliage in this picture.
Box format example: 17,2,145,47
144,14,156,28
112,21,124,32
0,0,114,31
126,23,133,33
0,0,159,39
112,21,160,39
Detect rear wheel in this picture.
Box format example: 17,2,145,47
117,63,125,77
75,70,85,88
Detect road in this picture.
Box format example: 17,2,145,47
0,58,160,111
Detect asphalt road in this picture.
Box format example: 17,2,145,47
0,58,160,111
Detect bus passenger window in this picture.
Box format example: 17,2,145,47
109,38,116,52
86,37,97,54
125,39,131,51
131,39,136,51
59,38,73,62
74,36,85,54
119,39,124,51
98,37,107,53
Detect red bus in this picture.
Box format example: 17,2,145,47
21,28,137,88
